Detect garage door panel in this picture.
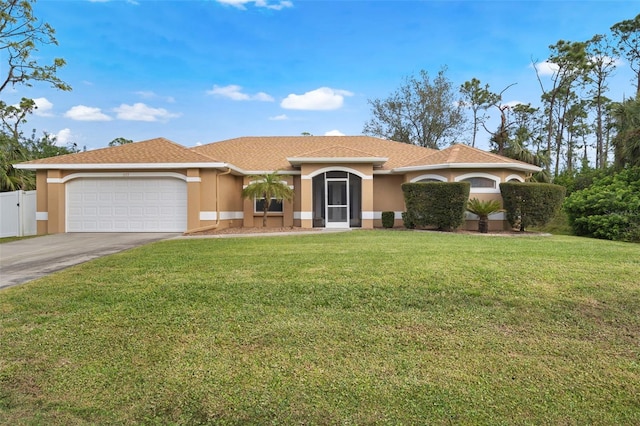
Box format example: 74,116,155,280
67,177,187,232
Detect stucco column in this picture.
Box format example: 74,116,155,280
35,171,48,235
46,170,65,234
283,176,294,227
242,176,255,227
361,175,374,229
186,169,201,231
299,166,313,228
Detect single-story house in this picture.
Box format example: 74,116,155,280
15,136,542,234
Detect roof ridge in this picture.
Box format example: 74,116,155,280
444,143,535,165
292,144,380,158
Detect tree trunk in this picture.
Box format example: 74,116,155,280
263,193,269,227
478,216,489,233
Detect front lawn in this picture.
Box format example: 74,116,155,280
1,231,638,424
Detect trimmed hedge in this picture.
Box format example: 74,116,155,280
500,182,566,231
563,167,640,242
381,211,395,228
401,182,470,231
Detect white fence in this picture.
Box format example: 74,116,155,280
0,190,37,238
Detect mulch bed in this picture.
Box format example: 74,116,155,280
185,227,549,237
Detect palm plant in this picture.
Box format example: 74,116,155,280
466,198,503,233
241,171,294,227
1,133,33,192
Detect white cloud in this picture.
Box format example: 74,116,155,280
206,84,274,102
114,103,181,122
64,105,112,121
590,55,623,67
32,97,54,117
55,128,72,145
532,61,559,76
324,129,345,136
503,100,524,108
281,87,353,111
269,114,289,121
135,91,176,103
216,0,292,10
135,90,156,99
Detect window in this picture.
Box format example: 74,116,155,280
254,198,283,213
455,173,500,193
411,174,446,183
461,177,496,188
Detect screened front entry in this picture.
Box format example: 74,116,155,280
312,172,362,228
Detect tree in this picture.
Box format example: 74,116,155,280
586,34,617,169
610,97,640,169
24,129,78,158
0,131,31,191
363,68,466,149
534,40,592,176
0,0,70,93
109,137,133,147
241,172,294,227
0,0,71,191
611,14,640,98
459,78,500,147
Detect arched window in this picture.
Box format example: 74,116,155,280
410,174,447,183
461,177,496,188
454,173,500,193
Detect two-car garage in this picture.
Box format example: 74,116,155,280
66,177,187,232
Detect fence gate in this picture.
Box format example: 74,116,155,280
0,190,36,238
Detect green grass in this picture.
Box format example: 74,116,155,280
0,235,38,244
1,231,639,425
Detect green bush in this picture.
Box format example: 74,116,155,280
553,167,611,196
500,182,566,231
381,211,395,228
563,167,640,242
401,211,416,229
401,182,470,231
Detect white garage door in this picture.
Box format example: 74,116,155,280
67,177,187,232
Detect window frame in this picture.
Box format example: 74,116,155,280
454,173,501,194
254,197,284,214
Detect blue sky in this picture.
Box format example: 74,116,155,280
5,0,638,151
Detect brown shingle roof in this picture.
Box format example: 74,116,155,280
192,136,435,171
401,144,539,169
18,138,217,165
16,135,541,173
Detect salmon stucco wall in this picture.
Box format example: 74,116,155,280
241,175,293,229
372,174,405,227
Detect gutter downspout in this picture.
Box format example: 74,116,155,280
184,167,232,234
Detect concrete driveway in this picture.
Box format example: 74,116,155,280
0,233,179,290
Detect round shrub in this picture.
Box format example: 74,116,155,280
401,182,470,231
563,167,640,242
381,211,395,228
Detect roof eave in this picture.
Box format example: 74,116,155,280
392,162,543,173
14,162,229,171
